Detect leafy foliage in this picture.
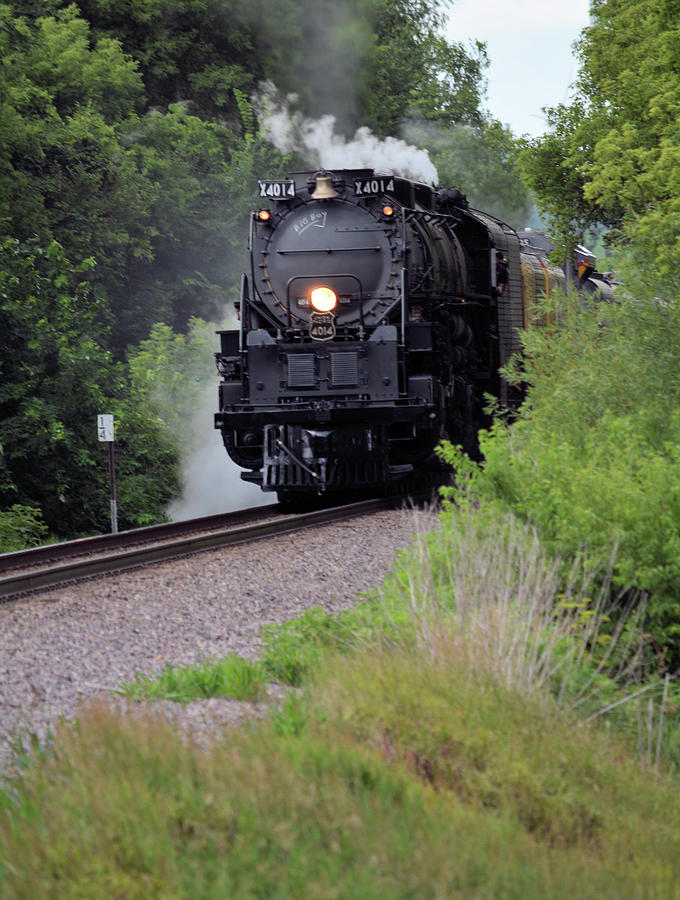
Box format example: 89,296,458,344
126,319,216,451
0,5,144,243
519,0,680,266
67,0,287,119
0,3,292,351
357,0,488,136
0,236,112,533
439,289,680,666
0,237,178,536
0,504,48,552
107,103,290,349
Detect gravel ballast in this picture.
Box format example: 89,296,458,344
0,506,437,773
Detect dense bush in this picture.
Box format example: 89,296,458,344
439,287,680,665
0,504,48,552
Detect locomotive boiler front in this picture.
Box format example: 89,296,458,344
253,186,402,333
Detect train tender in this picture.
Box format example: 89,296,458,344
214,168,610,500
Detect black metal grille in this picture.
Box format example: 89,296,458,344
263,460,388,490
330,352,359,386
287,353,316,387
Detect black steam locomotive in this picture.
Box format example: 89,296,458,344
214,168,611,501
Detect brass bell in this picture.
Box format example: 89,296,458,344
311,174,338,200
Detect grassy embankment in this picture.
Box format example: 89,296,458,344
3,288,680,896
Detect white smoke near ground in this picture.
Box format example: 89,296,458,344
255,82,439,185
166,377,275,521
163,316,275,522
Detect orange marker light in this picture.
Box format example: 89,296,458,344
310,287,337,312
257,209,271,221
382,205,394,216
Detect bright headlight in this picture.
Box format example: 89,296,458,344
310,287,337,312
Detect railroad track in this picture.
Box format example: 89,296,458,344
0,491,433,600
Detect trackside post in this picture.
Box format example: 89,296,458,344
97,414,118,533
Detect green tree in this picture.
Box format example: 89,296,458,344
0,4,144,232
105,99,291,350
55,0,298,120
358,0,487,136
519,0,680,273
57,0,488,138
404,118,533,226
267,0,487,137
0,237,179,538
0,3,152,339
0,4,291,351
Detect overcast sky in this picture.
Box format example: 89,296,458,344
445,0,591,137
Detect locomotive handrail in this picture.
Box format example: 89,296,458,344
239,273,248,355
400,267,406,344
274,439,323,489
334,225,393,232
275,246,381,254
403,209,460,229
248,212,257,330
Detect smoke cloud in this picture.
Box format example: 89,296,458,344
255,82,438,185
166,379,275,521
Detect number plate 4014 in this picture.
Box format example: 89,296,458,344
309,312,336,341
258,180,295,199
354,177,395,197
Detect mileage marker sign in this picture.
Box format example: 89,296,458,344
97,414,114,442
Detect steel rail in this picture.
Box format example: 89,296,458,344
0,494,420,600
0,504,280,575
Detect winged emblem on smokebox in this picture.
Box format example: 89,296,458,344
309,312,336,341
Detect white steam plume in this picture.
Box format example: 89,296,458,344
166,379,275,520
255,82,438,185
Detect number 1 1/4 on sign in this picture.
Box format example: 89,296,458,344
97,414,114,442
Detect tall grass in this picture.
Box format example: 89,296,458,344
396,503,649,707
117,501,672,765
2,646,680,897
369,500,677,773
